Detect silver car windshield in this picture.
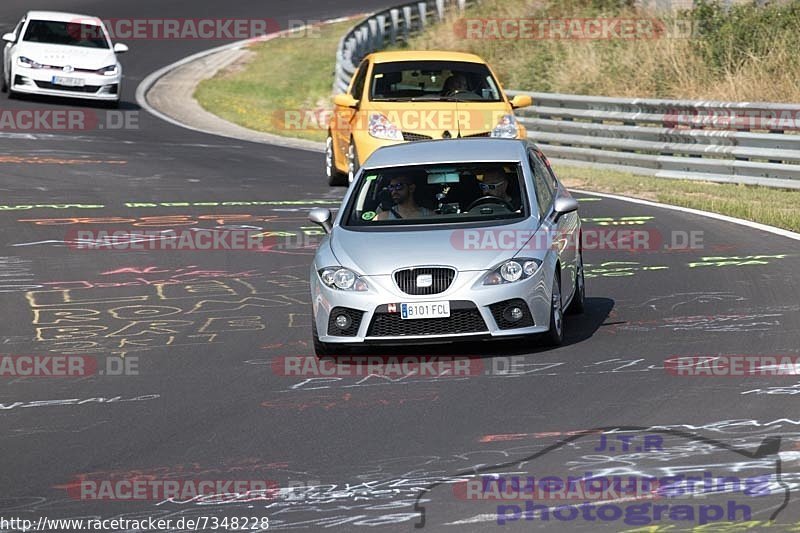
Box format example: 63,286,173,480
23,20,110,49
343,162,530,227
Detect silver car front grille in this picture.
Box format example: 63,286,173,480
394,267,455,296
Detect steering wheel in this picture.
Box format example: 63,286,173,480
444,89,473,98
466,196,515,212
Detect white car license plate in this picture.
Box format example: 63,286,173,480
51,76,85,87
400,301,450,320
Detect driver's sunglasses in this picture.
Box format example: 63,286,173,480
386,183,408,191
479,182,505,191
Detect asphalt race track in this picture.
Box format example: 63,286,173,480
1,1,799,532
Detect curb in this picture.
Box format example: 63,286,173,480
135,16,363,152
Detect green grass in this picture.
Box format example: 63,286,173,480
404,0,800,102
556,164,800,232
194,20,353,142
194,10,800,233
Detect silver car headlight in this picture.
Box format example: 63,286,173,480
490,114,518,138
368,113,403,141
483,258,543,285
97,64,119,76
17,56,42,69
318,267,369,291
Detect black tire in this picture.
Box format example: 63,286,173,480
347,137,360,184
565,248,585,315
543,272,564,346
326,132,347,186
1,76,7,93
5,69,15,98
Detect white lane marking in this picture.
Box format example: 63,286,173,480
570,188,800,242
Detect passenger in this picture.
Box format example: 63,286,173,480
375,175,433,220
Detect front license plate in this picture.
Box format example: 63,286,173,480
51,76,85,87
400,301,450,320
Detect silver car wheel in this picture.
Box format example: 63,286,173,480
551,276,563,337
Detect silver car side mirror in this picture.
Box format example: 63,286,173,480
113,43,129,54
553,197,578,222
309,207,332,234
2,32,15,43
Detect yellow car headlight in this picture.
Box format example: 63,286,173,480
368,113,404,141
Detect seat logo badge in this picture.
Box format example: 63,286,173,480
63,65,74,73
417,274,433,288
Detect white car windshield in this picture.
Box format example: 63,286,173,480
343,162,529,227
23,20,110,49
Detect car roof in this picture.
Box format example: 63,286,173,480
367,50,487,64
25,11,102,24
363,138,532,168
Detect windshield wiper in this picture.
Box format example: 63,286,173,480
371,96,473,102
409,96,470,102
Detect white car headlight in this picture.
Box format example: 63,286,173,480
490,114,519,138
97,64,119,76
17,56,42,69
318,267,369,291
483,258,543,285
368,113,403,141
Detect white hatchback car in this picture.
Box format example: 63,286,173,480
2,11,128,105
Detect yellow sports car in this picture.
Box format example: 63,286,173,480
326,50,532,185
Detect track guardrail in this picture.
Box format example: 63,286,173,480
333,0,475,94
333,4,800,189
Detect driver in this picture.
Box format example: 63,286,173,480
442,73,468,96
478,168,516,206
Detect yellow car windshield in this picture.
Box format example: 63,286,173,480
370,61,502,102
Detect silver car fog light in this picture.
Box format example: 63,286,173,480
334,314,352,329
503,306,524,322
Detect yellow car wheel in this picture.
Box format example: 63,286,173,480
347,138,359,184
326,133,347,186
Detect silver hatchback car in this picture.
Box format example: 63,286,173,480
308,138,584,355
